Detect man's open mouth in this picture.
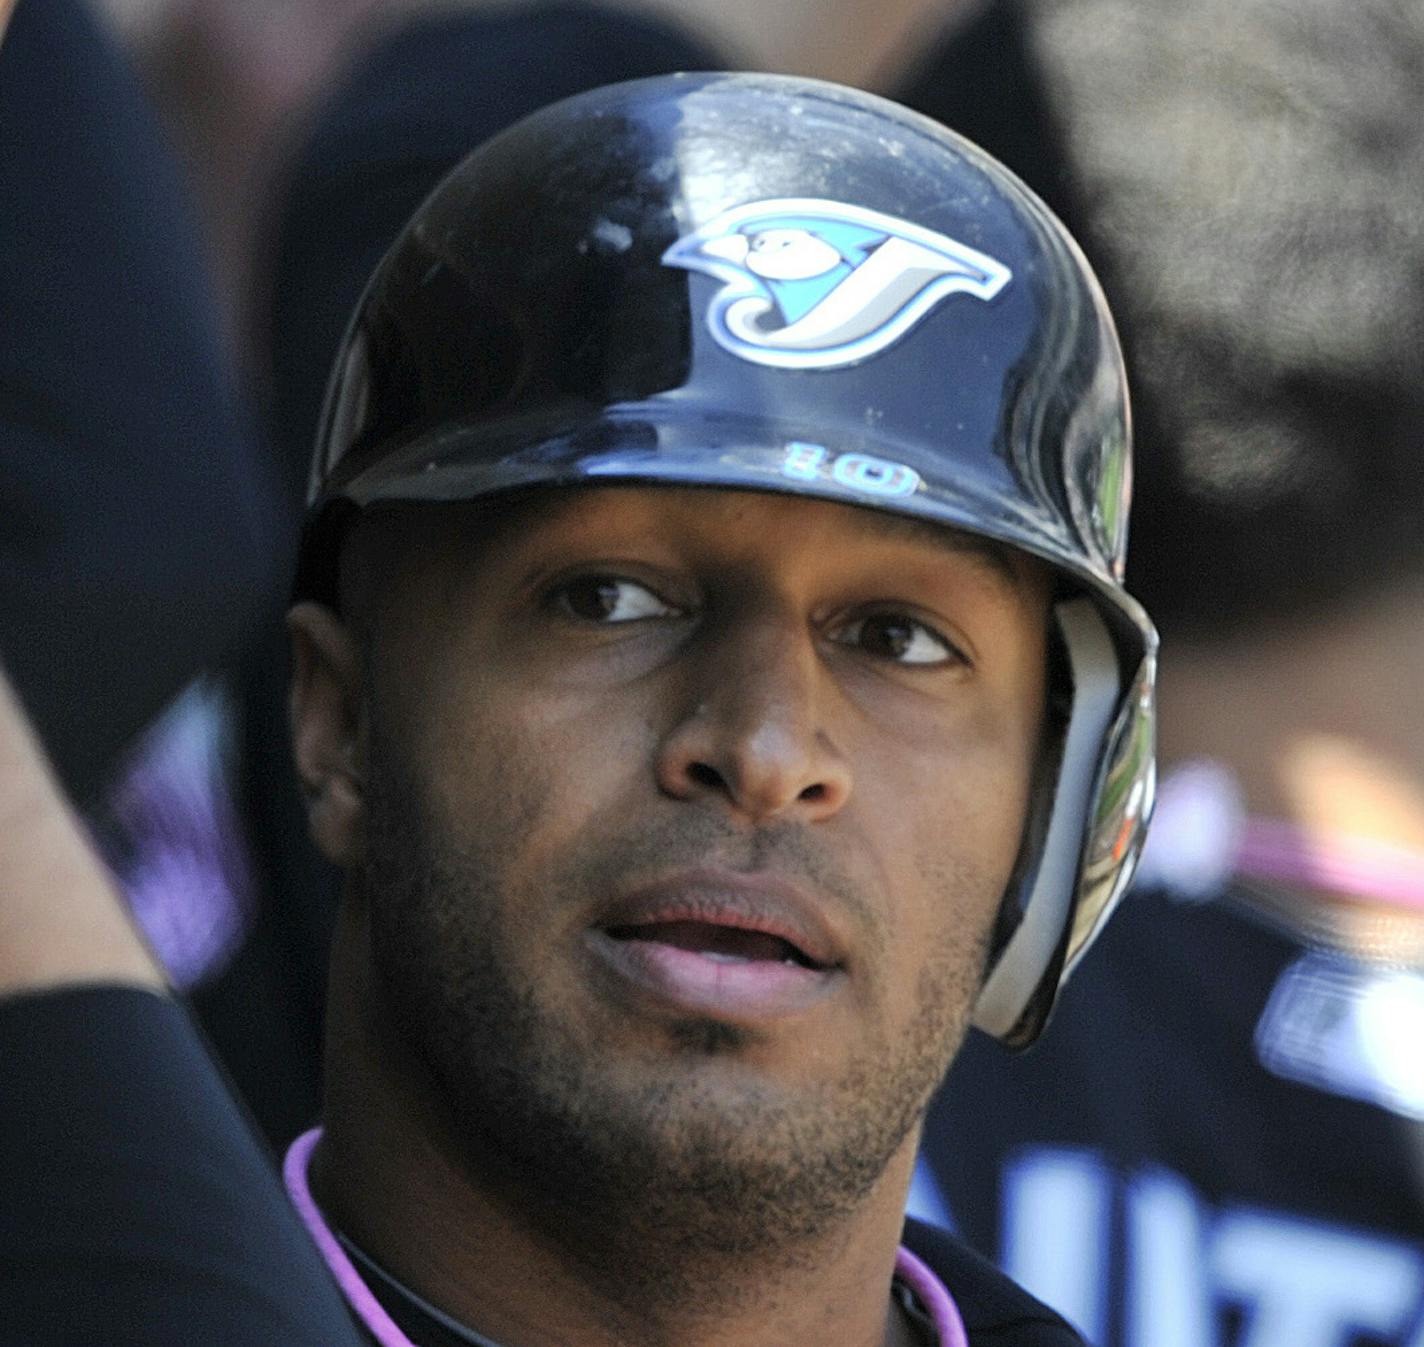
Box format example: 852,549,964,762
587,879,845,1022
602,920,828,970
587,922,839,1021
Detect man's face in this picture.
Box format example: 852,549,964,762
321,486,1050,1247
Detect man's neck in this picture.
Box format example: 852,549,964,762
1157,578,1424,855
316,911,922,1347
329,1218,930,1347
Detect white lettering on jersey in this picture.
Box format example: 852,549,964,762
1001,1149,1112,1343
919,1148,1424,1347
1212,1209,1421,1347
1125,1168,1213,1347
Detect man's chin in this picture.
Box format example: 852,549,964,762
435,1034,916,1250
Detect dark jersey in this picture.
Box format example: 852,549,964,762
0,987,360,1346
0,986,1082,1346
332,1240,1084,1347
916,885,1424,1347
288,1122,1084,1347
0,0,283,808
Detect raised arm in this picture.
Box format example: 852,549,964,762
0,660,365,1343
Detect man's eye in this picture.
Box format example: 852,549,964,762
836,614,960,666
555,576,677,623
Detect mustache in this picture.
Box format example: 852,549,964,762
563,807,878,934
361,719,881,950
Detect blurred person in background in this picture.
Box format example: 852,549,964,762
894,2,1424,1344
0,667,361,1343
0,0,348,1147
97,0,971,338
0,0,279,805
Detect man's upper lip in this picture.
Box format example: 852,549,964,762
596,869,846,970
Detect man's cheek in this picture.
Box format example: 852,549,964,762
436,727,552,845
907,815,1011,947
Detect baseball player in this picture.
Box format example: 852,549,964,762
0,67,1155,1347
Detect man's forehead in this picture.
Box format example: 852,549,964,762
459,484,1023,557
355,484,1048,608
839,506,1037,590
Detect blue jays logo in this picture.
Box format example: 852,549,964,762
662,198,1012,370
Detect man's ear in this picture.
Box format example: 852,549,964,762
288,602,366,866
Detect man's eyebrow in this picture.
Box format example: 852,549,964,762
851,510,1028,588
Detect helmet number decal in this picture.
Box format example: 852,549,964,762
782,442,921,499
663,197,1011,370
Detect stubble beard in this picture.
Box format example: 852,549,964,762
359,733,988,1304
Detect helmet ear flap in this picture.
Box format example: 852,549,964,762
972,597,1124,1046
980,619,1073,967
1067,644,1157,968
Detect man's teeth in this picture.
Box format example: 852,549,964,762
605,920,816,966
698,948,803,966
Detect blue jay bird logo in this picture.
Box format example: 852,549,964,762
662,198,1012,370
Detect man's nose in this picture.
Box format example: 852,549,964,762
653,613,852,825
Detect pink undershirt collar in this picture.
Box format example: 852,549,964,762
283,1128,968,1347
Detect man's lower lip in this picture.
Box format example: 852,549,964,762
586,930,839,1021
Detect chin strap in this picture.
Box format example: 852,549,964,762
283,1127,970,1347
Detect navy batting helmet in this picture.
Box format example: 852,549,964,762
298,72,1157,1047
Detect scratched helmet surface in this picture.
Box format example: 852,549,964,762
300,71,1157,1047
